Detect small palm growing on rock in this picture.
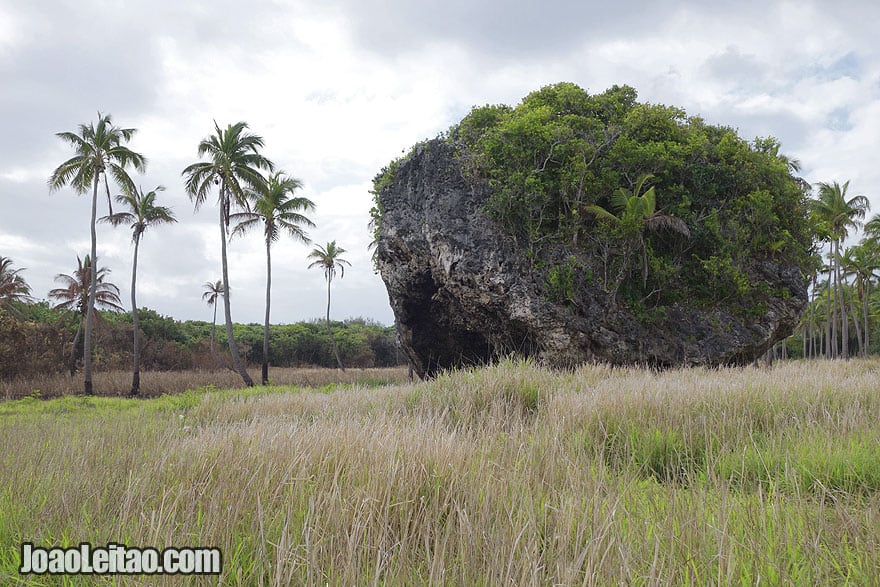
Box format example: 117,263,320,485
585,174,689,300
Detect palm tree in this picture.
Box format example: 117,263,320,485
863,213,880,242
231,171,315,385
182,121,274,387
308,241,351,370
49,113,146,394
48,255,124,377
100,185,176,395
584,173,690,300
0,256,32,316
202,280,225,356
812,180,870,358
802,278,826,358
802,251,825,358
842,243,880,356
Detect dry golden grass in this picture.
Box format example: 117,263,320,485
0,366,410,399
2,358,880,584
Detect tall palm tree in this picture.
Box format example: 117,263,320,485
584,173,690,300
231,171,315,385
182,121,274,387
308,241,351,370
100,185,176,395
0,256,32,316
202,280,225,356
842,243,880,356
813,180,869,359
48,255,124,377
49,113,146,394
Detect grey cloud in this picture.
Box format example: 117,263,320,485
325,0,676,59
1,181,88,243
3,0,879,326
0,8,160,164
701,46,770,92
0,0,300,166
704,104,811,154
321,0,784,62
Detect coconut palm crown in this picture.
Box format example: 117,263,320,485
0,256,32,316
48,255,124,376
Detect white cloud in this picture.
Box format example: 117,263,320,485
2,0,880,327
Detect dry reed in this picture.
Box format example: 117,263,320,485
2,358,880,585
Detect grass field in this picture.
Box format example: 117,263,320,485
2,359,880,585
0,367,411,400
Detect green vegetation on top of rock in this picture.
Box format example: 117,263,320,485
372,82,814,314
439,82,813,311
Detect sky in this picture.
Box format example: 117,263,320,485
1,0,878,326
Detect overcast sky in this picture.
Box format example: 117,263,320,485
1,0,878,326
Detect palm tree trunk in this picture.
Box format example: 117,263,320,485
130,235,141,396
83,175,99,395
808,273,816,358
210,303,217,354
262,237,271,385
827,260,834,358
607,246,632,307
326,274,345,371
219,198,254,386
836,240,848,358
68,317,83,375
864,282,871,355
847,282,862,357
103,174,114,216
802,324,807,359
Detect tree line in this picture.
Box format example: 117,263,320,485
0,300,402,380
2,114,368,394
793,180,880,359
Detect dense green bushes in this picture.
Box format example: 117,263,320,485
374,82,814,315
0,302,402,378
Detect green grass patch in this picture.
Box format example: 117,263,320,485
3,359,880,583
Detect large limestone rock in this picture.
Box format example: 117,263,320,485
376,139,807,378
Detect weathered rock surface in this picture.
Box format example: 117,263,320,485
376,139,807,378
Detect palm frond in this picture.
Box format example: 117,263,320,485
583,204,620,223
633,173,655,198
228,214,261,239
645,213,690,237
608,188,631,213
48,156,93,192
99,211,136,227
